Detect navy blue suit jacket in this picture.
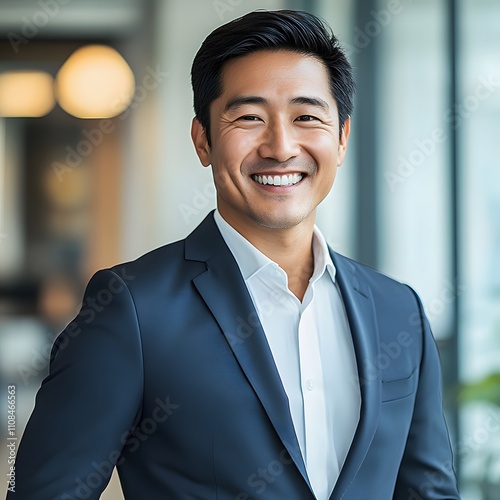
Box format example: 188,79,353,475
9,212,459,499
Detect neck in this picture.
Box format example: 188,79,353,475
219,211,316,301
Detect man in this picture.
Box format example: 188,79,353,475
9,10,460,500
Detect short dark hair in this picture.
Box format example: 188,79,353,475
191,9,355,145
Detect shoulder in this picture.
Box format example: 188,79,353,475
331,250,424,318
112,238,186,275
81,212,224,305
331,250,412,292
93,237,202,301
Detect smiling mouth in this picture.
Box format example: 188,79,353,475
252,173,304,187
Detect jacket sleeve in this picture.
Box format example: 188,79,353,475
393,287,460,499
7,269,144,500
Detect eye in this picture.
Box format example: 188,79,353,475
296,115,318,122
238,115,261,121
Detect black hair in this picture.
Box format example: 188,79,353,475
191,9,355,145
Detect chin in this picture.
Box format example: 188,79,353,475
251,210,310,230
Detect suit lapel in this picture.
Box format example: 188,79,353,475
330,251,382,499
184,214,382,497
185,212,311,489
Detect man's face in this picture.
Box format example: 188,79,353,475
191,50,350,234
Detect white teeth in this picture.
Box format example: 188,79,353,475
252,173,303,186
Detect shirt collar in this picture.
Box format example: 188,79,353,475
311,222,337,284
214,209,336,284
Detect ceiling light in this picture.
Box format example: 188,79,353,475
0,71,55,117
55,45,135,119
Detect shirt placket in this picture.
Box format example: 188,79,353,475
298,293,338,500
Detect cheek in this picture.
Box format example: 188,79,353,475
318,169,337,196
223,126,259,149
306,137,341,171
213,134,258,175
211,156,248,196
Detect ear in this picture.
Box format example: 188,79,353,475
337,117,351,166
191,118,211,167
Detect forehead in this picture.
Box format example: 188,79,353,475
218,50,333,104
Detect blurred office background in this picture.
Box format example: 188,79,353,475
0,0,498,498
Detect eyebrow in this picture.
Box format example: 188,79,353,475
290,96,330,112
223,96,267,113
223,95,331,113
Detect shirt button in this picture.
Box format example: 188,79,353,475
306,379,315,391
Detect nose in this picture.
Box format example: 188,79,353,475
257,120,301,163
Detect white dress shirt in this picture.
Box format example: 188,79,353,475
214,210,361,500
